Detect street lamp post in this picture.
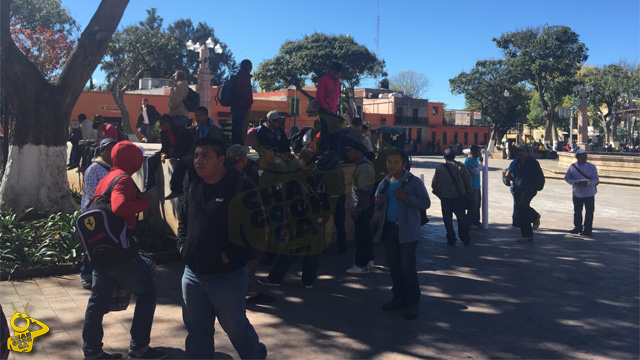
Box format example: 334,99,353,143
186,37,223,114
559,107,574,147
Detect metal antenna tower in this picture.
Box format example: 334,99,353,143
375,0,380,58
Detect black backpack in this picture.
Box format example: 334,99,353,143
216,76,235,107
75,174,136,270
184,88,200,112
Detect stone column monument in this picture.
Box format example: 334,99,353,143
196,45,214,113
577,87,591,150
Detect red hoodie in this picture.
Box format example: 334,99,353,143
94,141,148,229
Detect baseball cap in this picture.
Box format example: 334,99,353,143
226,144,248,162
267,110,285,122
574,149,587,156
99,138,117,151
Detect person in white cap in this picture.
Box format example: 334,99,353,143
255,110,290,153
564,149,599,236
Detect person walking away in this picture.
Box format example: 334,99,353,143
136,98,161,142
230,59,253,145
373,148,430,320
177,137,267,359
345,136,376,274
564,149,598,236
82,141,166,360
504,158,519,227
168,70,190,128
432,148,472,246
464,145,484,229
511,146,545,242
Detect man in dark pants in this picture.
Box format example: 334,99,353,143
230,59,253,145
178,137,266,359
345,135,376,273
136,98,161,143
512,146,545,242
564,149,599,236
431,149,472,246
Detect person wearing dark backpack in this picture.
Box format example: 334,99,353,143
230,59,253,145
178,137,267,359
564,149,598,236
82,141,166,360
432,148,472,246
512,145,545,242
373,148,430,320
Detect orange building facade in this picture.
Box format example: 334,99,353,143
70,86,489,152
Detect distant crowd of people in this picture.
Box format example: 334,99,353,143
72,60,603,360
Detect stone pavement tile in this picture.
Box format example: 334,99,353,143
102,339,130,358
102,321,131,339
40,331,80,356
47,296,79,312
14,284,43,299
40,285,70,299
34,277,63,289
148,315,185,337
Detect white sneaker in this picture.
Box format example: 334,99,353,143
346,264,370,274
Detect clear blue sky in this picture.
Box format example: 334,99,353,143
62,0,639,109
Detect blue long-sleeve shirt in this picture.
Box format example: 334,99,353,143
564,161,599,198
374,170,431,244
464,156,483,190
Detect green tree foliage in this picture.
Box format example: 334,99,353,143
9,0,79,36
493,25,588,143
450,59,529,143
101,9,182,134
254,33,386,117
1,0,129,214
167,18,237,85
579,63,640,143
389,70,430,98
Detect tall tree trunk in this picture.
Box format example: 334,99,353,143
112,90,132,135
548,98,558,144
0,0,129,215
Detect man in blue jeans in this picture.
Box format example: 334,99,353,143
177,137,266,359
82,141,165,359
464,145,484,229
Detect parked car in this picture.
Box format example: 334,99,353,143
462,145,486,155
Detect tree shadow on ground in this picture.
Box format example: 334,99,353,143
152,216,639,359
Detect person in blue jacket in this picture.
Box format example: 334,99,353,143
373,148,430,320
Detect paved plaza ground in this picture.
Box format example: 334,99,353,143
2,156,639,359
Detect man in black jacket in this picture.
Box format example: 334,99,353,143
512,146,545,242
136,98,161,142
177,137,266,359
143,115,193,192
